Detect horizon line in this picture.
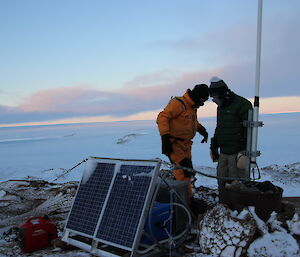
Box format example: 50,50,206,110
0,110,299,129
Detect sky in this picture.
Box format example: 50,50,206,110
0,0,299,126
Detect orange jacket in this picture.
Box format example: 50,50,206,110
156,90,203,141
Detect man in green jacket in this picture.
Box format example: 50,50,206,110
209,76,253,187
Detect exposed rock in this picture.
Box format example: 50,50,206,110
261,162,300,185
0,180,78,227
1,178,300,257
224,180,281,195
193,186,218,208
199,204,256,257
117,133,138,144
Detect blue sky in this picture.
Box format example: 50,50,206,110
0,0,299,126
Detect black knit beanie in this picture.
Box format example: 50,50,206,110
189,84,209,104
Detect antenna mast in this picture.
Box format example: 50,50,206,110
250,0,263,169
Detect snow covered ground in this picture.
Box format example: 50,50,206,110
0,112,299,196
0,112,300,256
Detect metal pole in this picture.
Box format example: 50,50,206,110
246,109,253,176
251,0,263,167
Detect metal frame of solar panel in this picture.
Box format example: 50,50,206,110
62,157,161,257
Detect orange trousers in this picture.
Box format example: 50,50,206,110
169,139,193,198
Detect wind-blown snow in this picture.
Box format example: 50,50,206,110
0,133,75,143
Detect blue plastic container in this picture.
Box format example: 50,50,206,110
140,202,171,245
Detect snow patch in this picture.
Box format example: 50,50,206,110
247,231,300,257
81,160,98,184
133,172,153,177
287,213,300,236
0,190,6,199
116,132,146,144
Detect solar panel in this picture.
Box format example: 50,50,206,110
63,157,161,256
96,164,155,248
65,161,115,236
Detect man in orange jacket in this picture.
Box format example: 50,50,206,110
156,84,209,198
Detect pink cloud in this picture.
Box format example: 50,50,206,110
19,86,113,113
1,58,299,126
20,86,87,112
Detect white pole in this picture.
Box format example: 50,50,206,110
251,0,263,167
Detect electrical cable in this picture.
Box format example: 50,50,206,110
160,159,261,182
137,172,193,255
136,202,192,255
53,158,88,181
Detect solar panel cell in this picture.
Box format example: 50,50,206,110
66,162,115,235
96,165,154,248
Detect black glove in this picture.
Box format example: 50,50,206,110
210,137,219,162
197,125,208,143
161,134,172,156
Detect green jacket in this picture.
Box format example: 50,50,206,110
214,92,253,154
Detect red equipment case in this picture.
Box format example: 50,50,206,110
19,216,58,253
